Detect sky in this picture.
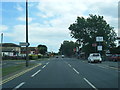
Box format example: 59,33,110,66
0,0,119,52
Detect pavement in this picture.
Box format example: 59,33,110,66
1,57,120,89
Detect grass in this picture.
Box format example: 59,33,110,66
2,63,35,77
2,58,50,77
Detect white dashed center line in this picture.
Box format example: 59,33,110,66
42,65,46,69
46,62,49,65
31,70,41,77
84,78,98,90
68,64,71,67
73,68,79,74
13,82,25,90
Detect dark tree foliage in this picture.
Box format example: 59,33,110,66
59,41,79,57
68,14,117,56
37,45,47,55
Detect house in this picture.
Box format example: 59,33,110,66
0,43,21,56
20,47,39,56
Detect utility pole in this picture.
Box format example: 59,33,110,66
26,0,29,67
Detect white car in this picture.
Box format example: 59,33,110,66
88,53,102,63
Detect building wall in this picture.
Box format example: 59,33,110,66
2,47,21,56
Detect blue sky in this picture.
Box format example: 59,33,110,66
1,0,119,52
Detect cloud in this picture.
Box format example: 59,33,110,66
16,4,23,11
17,17,34,23
0,25,8,32
6,23,74,52
36,0,118,28
2,0,119,52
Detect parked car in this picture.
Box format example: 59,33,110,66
88,53,102,63
109,54,120,62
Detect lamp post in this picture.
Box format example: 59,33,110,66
26,0,29,67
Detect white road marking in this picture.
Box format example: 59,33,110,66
68,64,71,67
89,64,95,65
97,65,107,69
42,65,46,69
46,62,49,65
13,82,25,90
73,68,79,74
84,78,98,90
31,70,41,77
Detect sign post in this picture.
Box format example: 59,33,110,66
96,36,103,55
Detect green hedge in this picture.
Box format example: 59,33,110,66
29,54,49,60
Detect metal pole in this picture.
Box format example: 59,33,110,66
26,0,29,67
0,33,3,89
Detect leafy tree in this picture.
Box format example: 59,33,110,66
68,14,117,57
59,41,78,57
37,45,47,55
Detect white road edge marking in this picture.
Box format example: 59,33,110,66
31,70,41,77
73,68,79,74
13,82,25,90
84,78,98,90
68,64,71,67
42,65,46,69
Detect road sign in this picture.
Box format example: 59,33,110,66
92,43,97,47
96,37,103,42
19,42,30,46
97,46,102,51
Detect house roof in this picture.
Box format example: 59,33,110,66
1,43,20,47
2,48,19,52
21,47,38,51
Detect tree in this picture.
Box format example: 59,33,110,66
68,14,117,57
59,41,78,57
37,45,47,55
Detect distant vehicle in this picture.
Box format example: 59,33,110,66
88,53,102,63
62,55,64,58
56,56,58,58
109,54,120,62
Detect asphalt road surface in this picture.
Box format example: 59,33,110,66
1,57,119,89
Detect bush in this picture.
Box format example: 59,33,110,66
29,55,38,60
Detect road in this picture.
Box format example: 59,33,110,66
1,57,119,89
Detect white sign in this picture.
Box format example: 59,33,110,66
96,37,103,42
19,42,30,46
97,46,102,51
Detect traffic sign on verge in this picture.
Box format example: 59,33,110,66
19,42,30,46
96,37,103,42
97,46,102,51
92,43,97,47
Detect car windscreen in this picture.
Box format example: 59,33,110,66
93,54,99,56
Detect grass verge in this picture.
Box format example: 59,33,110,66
2,63,35,77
